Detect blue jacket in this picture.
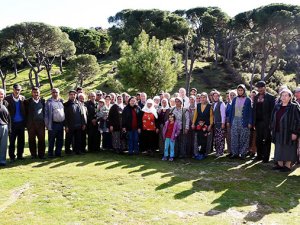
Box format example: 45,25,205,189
229,97,253,127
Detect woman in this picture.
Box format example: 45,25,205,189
248,90,258,157
0,89,10,166
186,95,198,157
228,84,253,159
225,90,237,157
140,99,159,156
192,92,213,160
169,97,176,108
271,89,300,172
158,98,170,153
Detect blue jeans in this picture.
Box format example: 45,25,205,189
164,138,175,157
128,130,139,154
0,125,8,165
48,122,64,157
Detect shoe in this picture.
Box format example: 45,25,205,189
280,166,292,172
195,154,204,160
162,156,168,161
226,153,232,158
272,165,283,170
239,155,246,160
249,153,256,158
262,159,269,163
254,156,262,161
229,154,238,159
169,157,174,162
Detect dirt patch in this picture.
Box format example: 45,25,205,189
0,182,30,212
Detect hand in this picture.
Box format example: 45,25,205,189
248,124,252,129
208,125,212,132
82,125,86,131
110,126,114,132
184,129,188,134
292,134,298,141
138,128,141,134
156,128,159,134
122,128,126,132
65,127,69,133
226,123,230,128
191,124,195,130
221,123,225,129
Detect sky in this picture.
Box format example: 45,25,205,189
1,0,299,29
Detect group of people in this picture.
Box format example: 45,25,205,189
0,82,299,172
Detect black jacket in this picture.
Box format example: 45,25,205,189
108,104,123,131
253,92,275,126
24,97,45,126
85,100,97,126
0,100,11,132
122,105,142,131
64,100,87,129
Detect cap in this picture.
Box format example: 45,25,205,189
96,90,103,95
256,81,266,88
190,88,197,92
69,90,77,94
13,84,22,90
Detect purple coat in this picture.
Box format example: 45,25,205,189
162,121,181,141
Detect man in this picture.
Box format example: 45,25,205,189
0,88,10,166
179,88,190,108
170,97,190,158
45,88,65,158
95,90,103,103
138,92,147,109
64,90,87,155
85,92,101,152
25,87,46,159
253,81,275,163
5,84,26,161
78,93,88,152
190,88,197,97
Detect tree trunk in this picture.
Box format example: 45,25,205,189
250,58,257,91
34,70,40,87
0,68,7,91
13,61,18,78
207,38,211,56
46,68,54,90
183,36,191,96
60,55,63,73
28,68,34,88
214,38,218,67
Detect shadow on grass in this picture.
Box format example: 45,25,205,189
0,150,299,222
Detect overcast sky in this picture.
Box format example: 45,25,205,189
1,0,299,29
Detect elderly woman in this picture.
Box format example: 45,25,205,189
158,98,170,153
0,89,10,166
225,90,237,157
271,89,300,172
186,95,198,157
140,99,159,156
228,84,253,159
192,92,213,159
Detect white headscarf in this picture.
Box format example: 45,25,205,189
142,99,158,118
160,98,170,110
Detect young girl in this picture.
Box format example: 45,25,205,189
162,113,180,161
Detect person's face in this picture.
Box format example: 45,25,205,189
200,95,207,104
77,90,83,94
0,91,4,101
179,89,185,97
110,95,115,102
280,92,291,104
295,91,300,100
129,98,136,107
237,88,244,96
13,88,21,97
162,99,167,107
175,99,182,108
170,99,175,107
89,94,96,101
169,116,174,122
78,95,85,103
189,97,195,105
147,102,152,108
154,99,160,104
96,93,102,101
196,96,201,104
52,90,59,99
250,92,256,100
212,93,219,102
69,93,76,101
257,87,266,95
230,92,236,100
140,94,146,102
99,102,104,108
136,95,140,101
159,94,163,100
32,89,40,100
190,90,196,96
105,97,111,104
117,97,123,104
226,93,230,101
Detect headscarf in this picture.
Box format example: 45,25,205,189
160,98,170,110
142,99,158,118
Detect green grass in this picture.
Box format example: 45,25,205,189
0,142,299,224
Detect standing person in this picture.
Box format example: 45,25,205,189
95,90,103,103
225,90,237,157
64,90,86,155
295,87,300,163
229,84,253,159
169,98,176,108
138,92,147,109
44,88,65,158
85,92,100,152
271,89,300,172
140,99,159,156
186,95,198,157
248,90,258,158
157,98,170,154
253,81,275,163
108,95,123,154
122,97,141,155
162,113,180,161
0,89,10,166
5,84,26,161
78,93,88,153
179,88,190,108
192,92,213,159
170,97,190,158
24,87,46,159
190,88,197,97
101,95,112,149
212,91,226,157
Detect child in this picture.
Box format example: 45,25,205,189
96,99,109,133
162,113,180,161
194,120,209,160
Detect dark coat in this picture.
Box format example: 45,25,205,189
108,104,123,131
85,100,97,126
0,100,11,132
253,92,275,126
270,102,300,145
122,105,142,131
64,100,87,129
24,97,45,126
4,94,26,121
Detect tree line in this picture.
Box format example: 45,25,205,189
0,3,299,94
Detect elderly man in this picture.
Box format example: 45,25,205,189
25,87,46,159
45,88,65,158
170,97,190,158
5,84,26,161
0,89,10,166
